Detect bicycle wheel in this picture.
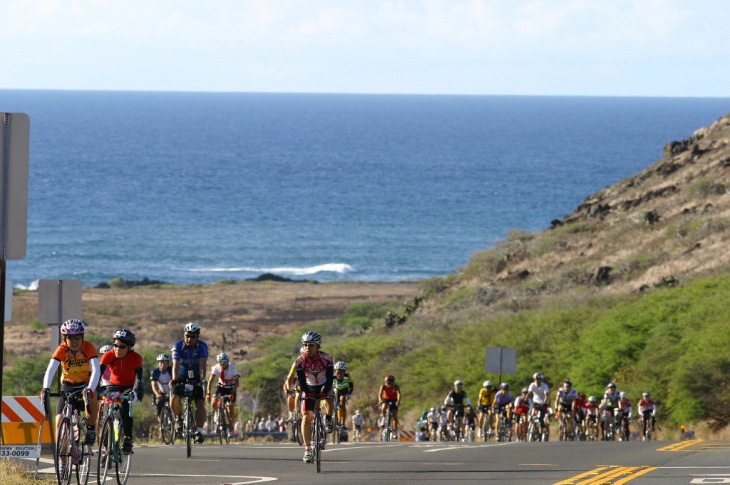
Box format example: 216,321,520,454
56,416,73,485
97,416,114,485
332,409,340,445
295,414,304,446
215,410,223,445
454,416,462,442
185,399,193,458
315,417,323,473
76,417,92,485
114,416,132,485
221,408,231,444
161,407,175,445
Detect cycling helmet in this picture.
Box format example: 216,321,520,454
483,380,493,388
579,393,587,399
431,407,436,412
533,372,544,380
355,409,361,415
184,322,201,334
301,331,321,345
217,352,229,362
385,375,395,383
99,344,113,354
334,361,347,370
607,382,616,389
156,353,170,361
563,380,572,388
642,391,650,397
522,387,529,393
454,380,464,387
60,319,85,336
499,382,509,389
619,391,627,398
588,395,597,403
113,328,136,346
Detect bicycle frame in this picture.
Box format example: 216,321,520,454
54,387,92,485
97,391,133,485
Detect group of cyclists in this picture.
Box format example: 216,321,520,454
40,321,661,476
40,319,241,472
427,373,658,442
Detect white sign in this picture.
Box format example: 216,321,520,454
0,444,41,458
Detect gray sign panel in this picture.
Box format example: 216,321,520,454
485,346,517,375
0,113,30,260
38,279,82,324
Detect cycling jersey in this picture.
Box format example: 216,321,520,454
150,367,173,394
556,388,579,408
444,390,470,407
294,350,333,393
638,398,656,416
514,396,531,415
492,390,513,407
478,387,497,407
171,339,209,380
100,350,144,388
381,384,400,401
333,372,354,394
50,341,99,386
528,382,550,405
603,390,620,408
210,362,240,387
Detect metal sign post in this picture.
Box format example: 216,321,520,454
0,112,30,445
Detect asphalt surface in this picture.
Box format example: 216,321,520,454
26,438,730,484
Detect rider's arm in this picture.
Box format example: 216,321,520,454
444,391,453,406
88,357,101,391
232,376,240,394
378,385,385,402
133,366,144,399
150,371,162,398
198,357,208,382
295,365,311,395
42,359,60,389
206,369,216,396
171,359,180,382
322,359,334,394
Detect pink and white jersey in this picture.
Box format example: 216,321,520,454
295,351,333,387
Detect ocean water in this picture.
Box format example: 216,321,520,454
2,91,730,288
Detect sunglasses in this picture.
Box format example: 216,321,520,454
302,343,317,347
184,334,199,339
113,344,128,349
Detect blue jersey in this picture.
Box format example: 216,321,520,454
171,339,208,380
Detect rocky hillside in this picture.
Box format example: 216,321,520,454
433,112,730,310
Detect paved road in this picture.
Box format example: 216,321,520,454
29,439,730,484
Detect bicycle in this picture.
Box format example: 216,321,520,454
450,405,464,442
48,386,93,485
97,390,132,485
585,415,599,441
616,410,631,441
304,396,331,473
214,393,234,444
180,380,199,458
495,408,512,442
480,409,494,442
641,410,653,442
558,410,574,441
514,413,528,442
381,402,397,442
526,407,548,442
330,391,341,444
157,394,175,446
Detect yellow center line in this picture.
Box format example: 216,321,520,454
657,439,702,452
554,465,658,485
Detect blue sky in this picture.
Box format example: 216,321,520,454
1,0,728,96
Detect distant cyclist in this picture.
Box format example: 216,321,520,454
379,375,401,437
333,361,353,428
170,322,208,444
555,380,579,437
638,391,657,437
444,380,471,437
206,352,240,438
491,383,513,440
477,380,496,439
150,353,173,425
295,331,334,464
527,372,551,441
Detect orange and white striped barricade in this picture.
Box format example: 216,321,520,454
398,429,416,441
1,396,51,477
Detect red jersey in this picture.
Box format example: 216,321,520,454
381,383,400,401
101,350,144,387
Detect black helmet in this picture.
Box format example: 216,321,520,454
113,328,136,346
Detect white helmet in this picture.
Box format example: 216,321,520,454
334,361,347,370
184,322,201,334
483,380,493,388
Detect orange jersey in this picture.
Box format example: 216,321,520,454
51,341,98,385
100,351,144,387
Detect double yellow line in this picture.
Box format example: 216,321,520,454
554,465,657,484
657,439,702,452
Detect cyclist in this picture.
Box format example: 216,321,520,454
444,380,470,438
637,391,657,438
491,383,513,440
477,380,496,439
206,352,240,438
41,319,100,451
513,388,531,441
601,382,621,440
295,331,334,464
527,372,551,441
351,409,364,439
378,375,401,437
427,406,440,441
150,353,173,426
615,391,633,440
584,395,600,440
573,392,588,437
99,329,144,454
170,322,208,444
464,404,477,439
333,361,353,428
555,380,579,438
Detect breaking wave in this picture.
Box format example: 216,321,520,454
188,263,355,276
